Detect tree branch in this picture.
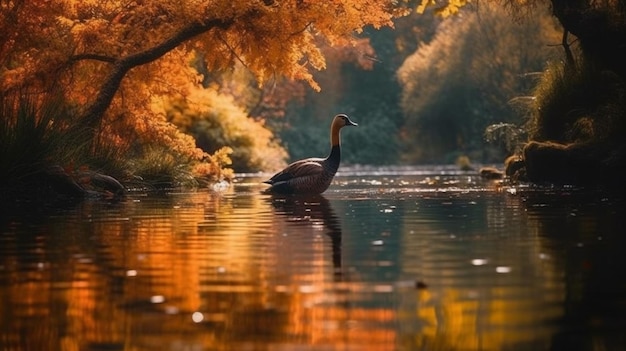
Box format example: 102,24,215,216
81,17,234,130
561,29,575,67
69,54,117,63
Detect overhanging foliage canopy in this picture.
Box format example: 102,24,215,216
1,0,405,128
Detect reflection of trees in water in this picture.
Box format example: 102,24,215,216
397,192,565,351
0,192,279,350
267,194,400,349
268,194,343,280
0,190,389,350
6,187,622,350
521,192,626,351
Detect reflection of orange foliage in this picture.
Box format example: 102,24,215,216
407,286,561,350
309,306,396,349
397,194,564,351
0,189,568,351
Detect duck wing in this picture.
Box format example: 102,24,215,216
264,158,324,184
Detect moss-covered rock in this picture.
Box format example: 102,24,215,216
521,140,620,186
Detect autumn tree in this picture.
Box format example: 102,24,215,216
1,0,405,183
420,0,626,78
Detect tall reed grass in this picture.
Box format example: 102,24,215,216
1,94,228,196
0,95,90,185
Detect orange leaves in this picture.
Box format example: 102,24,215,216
1,0,68,93
193,146,234,181
189,0,402,90
3,0,403,98
2,0,403,180
71,20,111,53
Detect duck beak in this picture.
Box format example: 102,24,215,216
346,117,358,127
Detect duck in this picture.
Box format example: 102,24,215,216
263,114,357,194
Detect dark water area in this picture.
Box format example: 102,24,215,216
1,166,625,351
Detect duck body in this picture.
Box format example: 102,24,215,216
264,114,357,194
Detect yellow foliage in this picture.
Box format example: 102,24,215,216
193,146,234,181
417,0,437,14
417,0,469,17
159,86,288,173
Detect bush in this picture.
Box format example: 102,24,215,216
163,88,287,173
397,3,561,163
529,60,626,145
1,93,233,197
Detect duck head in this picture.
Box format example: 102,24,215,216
335,114,358,128
331,114,357,146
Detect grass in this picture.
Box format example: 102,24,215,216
0,95,90,185
126,146,199,189
0,94,223,199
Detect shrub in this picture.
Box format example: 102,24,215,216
529,60,626,144
0,93,232,196
162,88,287,173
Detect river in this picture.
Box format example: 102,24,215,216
1,166,625,351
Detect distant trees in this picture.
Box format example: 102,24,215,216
416,0,626,90
273,11,438,166
397,2,562,163
275,35,407,165
417,0,626,185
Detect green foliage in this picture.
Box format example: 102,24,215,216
483,122,527,155
343,113,401,164
279,116,328,163
279,103,402,166
277,23,417,165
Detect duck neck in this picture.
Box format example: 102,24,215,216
331,121,341,147
326,119,342,171
326,145,341,172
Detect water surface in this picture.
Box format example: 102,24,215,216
1,166,625,351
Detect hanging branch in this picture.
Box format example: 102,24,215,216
80,17,235,131
561,29,576,67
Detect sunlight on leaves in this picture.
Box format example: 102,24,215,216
1,0,404,181
417,0,469,17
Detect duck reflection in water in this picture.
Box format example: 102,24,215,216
268,194,343,280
